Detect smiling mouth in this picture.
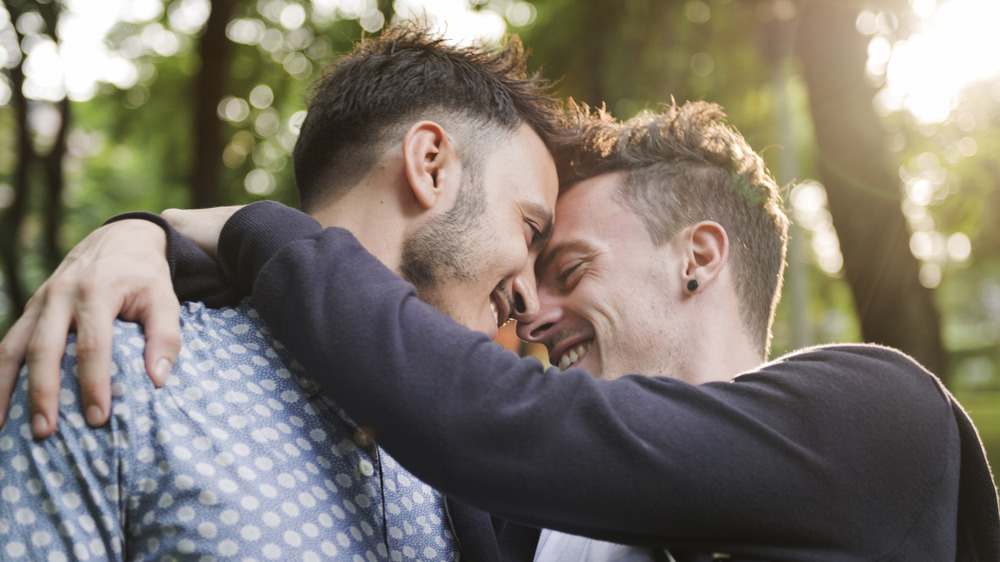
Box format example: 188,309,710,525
490,289,512,328
555,341,592,370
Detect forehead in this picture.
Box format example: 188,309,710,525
552,172,632,238
537,171,653,264
482,124,558,213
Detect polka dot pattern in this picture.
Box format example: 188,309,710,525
0,302,458,560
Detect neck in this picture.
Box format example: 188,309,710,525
307,156,416,272
688,321,762,384
681,278,764,385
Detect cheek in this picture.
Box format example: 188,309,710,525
495,237,531,272
585,281,637,332
564,282,608,325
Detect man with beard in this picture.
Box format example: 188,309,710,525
0,24,563,560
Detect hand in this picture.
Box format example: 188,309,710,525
0,219,180,438
161,205,243,257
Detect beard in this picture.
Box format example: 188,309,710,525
398,166,491,314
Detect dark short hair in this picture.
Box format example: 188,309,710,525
557,101,789,356
292,23,564,211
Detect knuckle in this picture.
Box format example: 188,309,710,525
44,275,76,297
29,381,58,403
23,290,42,309
25,337,55,361
74,276,104,301
73,332,103,356
162,333,182,353
25,366,60,397
77,373,107,395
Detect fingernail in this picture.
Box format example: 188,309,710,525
86,405,104,426
32,414,49,435
154,358,173,382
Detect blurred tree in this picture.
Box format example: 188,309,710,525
793,0,947,377
191,0,237,208
1,0,70,317
0,0,29,314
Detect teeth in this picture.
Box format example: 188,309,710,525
557,342,591,370
491,301,499,326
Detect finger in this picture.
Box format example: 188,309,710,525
139,295,182,387
25,286,76,438
73,291,115,428
0,308,40,429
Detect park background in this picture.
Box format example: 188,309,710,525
1,0,999,483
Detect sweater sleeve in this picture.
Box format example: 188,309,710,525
105,212,239,307
218,201,966,558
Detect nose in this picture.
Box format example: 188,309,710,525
510,266,539,322
514,281,560,344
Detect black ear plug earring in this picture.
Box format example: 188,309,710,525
687,279,699,292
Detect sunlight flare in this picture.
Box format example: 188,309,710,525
869,0,1000,123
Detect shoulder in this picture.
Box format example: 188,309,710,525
753,343,945,397
747,343,958,452
775,342,929,369
173,301,292,369
105,301,280,386
107,301,316,416
165,301,316,396
728,343,955,440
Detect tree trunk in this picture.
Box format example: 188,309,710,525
0,3,32,318
794,1,948,379
190,0,236,208
37,0,68,271
42,97,69,272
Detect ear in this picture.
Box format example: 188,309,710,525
682,221,729,290
403,121,458,210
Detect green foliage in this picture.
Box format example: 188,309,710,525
1,0,999,395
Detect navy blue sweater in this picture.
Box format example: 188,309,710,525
125,202,1000,561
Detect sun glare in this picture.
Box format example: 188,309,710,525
868,0,1000,123
0,0,517,107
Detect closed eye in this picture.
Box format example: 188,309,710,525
521,201,554,248
528,221,543,244
556,262,583,288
